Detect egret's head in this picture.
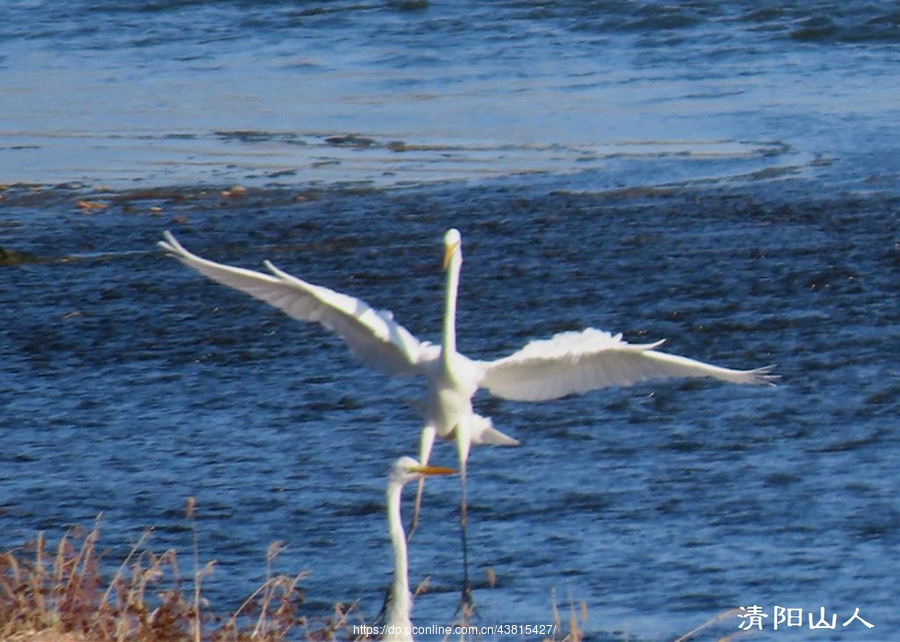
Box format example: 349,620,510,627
443,228,462,270
390,456,457,485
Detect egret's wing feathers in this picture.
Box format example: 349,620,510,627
159,231,428,378
480,328,776,402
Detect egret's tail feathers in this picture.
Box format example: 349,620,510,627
470,414,519,447
481,425,520,446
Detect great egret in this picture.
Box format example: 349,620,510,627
159,229,774,595
384,457,456,642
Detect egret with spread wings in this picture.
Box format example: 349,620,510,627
159,229,774,597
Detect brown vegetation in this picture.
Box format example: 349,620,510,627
0,512,355,642
1,513,737,641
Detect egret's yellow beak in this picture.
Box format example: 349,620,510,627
442,241,459,270
410,464,458,476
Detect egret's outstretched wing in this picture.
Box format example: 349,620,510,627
480,328,776,402
159,231,430,378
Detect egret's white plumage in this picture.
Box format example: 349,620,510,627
384,457,456,642
158,229,774,546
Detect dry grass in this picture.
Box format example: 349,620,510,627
1,510,745,642
672,607,750,642
547,588,587,642
0,510,357,642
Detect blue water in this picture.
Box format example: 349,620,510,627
3,0,900,191
2,2,899,640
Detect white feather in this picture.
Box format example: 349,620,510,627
159,231,429,379
480,328,775,402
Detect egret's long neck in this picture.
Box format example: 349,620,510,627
386,481,412,628
441,255,460,373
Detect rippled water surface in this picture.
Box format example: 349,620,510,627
3,0,900,189
2,1,899,640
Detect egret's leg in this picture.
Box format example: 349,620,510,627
454,421,475,611
408,424,436,540
459,459,475,609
